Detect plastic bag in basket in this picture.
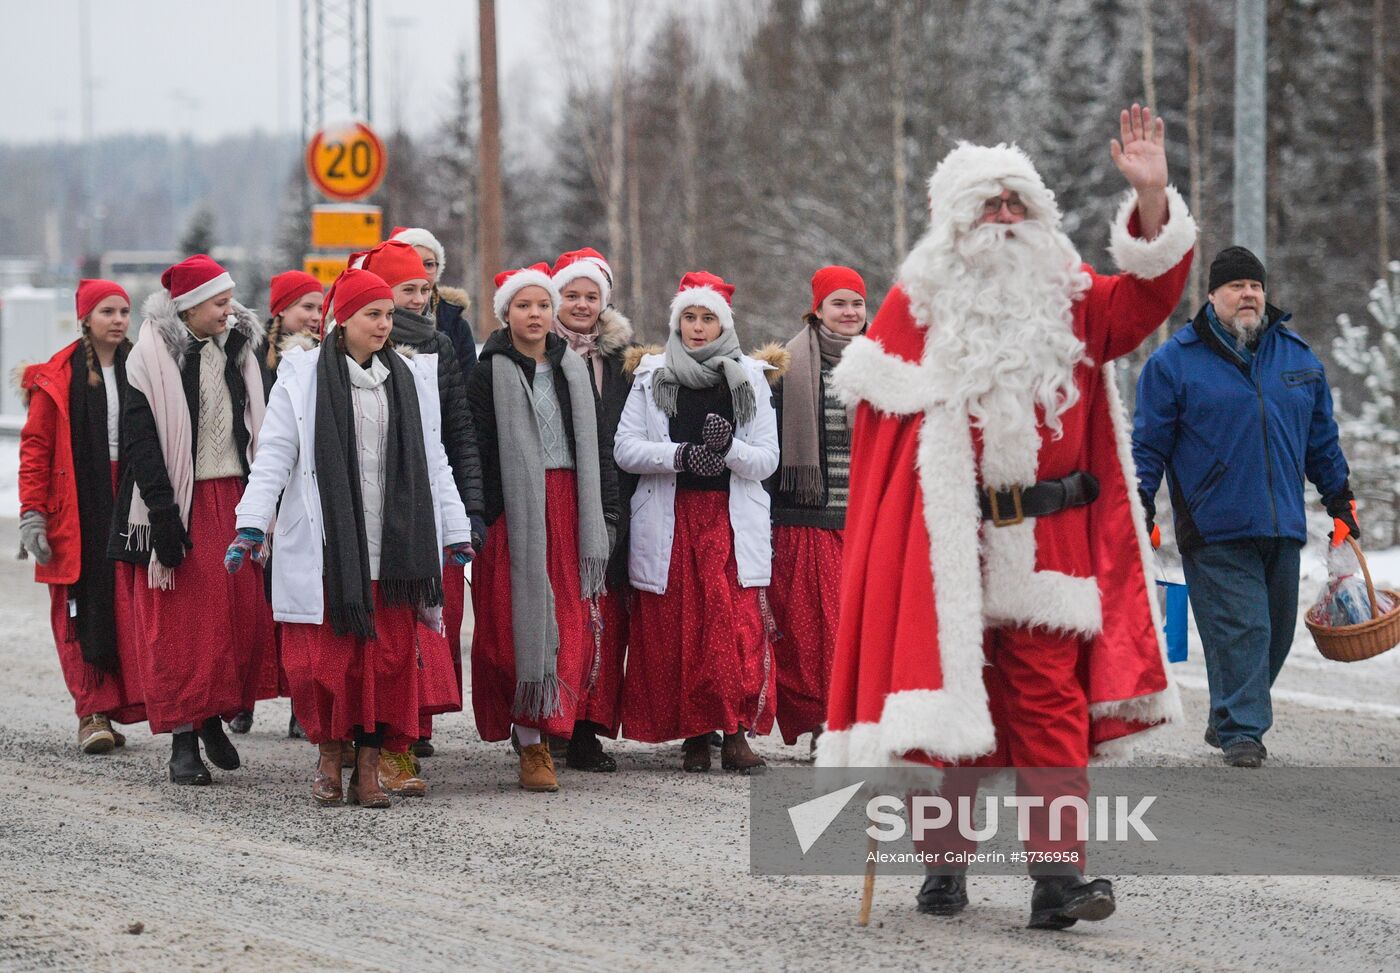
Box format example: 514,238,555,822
1307,543,1397,628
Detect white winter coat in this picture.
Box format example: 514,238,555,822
234,345,471,624
613,353,779,594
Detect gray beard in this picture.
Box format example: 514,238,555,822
1226,316,1264,352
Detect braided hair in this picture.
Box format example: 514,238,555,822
265,315,284,371
79,319,132,387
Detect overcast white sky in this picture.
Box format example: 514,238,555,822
0,0,587,144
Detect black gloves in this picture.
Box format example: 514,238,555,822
1323,485,1361,542
150,505,192,569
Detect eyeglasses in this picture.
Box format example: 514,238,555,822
982,194,1027,217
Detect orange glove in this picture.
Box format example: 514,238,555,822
1150,523,1162,550
1331,500,1359,548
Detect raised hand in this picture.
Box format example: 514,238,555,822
1110,103,1168,238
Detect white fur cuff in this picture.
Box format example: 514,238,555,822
830,336,934,416
1108,185,1197,280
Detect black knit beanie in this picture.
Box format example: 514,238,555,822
1208,246,1266,293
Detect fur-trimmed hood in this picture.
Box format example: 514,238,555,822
436,284,471,313
597,306,634,356
622,341,788,386
141,291,265,366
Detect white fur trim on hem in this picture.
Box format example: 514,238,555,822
1108,186,1198,281
981,522,1104,635
668,286,734,332
171,272,235,312
830,336,937,416
493,269,560,325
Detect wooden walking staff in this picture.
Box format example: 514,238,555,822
858,835,877,926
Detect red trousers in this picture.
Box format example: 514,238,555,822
621,490,775,743
471,469,593,742
769,525,843,745
131,478,276,733
911,625,1090,870
280,583,426,746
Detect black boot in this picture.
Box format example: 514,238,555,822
1027,874,1115,930
169,731,211,785
565,722,617,772
410,737,435,758
199,717,241,771
288,713,306,739
916,873,969,916
227,710,254,734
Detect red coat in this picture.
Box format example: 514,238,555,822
818,190,1197,769
18,341,83,585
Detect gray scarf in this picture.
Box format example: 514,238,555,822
652,328,754,425
390,306,437,347
491,344,610,721
780,321,855,504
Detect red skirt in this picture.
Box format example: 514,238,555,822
130,477,276,733
574,584,628,737
471,469,593,742
415,563,468,741
280,582,425,745
769,525,844,745
621,490,775,743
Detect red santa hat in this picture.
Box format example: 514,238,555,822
809,265,866,313
75,278,130,321
492,263,559,325
389,226,446,283
323,268,393,334
161,254,236,312
268,271,324,318
360,240,430,289
551,247,613,306
668,270,735,333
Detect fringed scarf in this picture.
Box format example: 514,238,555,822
779,321,854,504
652,328,754,426
314,333,443,639
491,341,609,721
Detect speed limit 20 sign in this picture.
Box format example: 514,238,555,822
305,122,387,202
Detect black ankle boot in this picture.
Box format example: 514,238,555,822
288,713,306,739
565,723,617,772
916,873,969,916
169,731,211,785
199,717,241,771
227,711,254,734
1027,874,1115,930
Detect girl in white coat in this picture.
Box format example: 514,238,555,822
615,272,784,773
228,268,472,809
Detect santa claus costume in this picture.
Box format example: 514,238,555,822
768,265,867,751
468,264,620,792
615,272,784,774
233,267,472,808
550,247,638,772
818,130,1196,925
18,280,146,752
111,255,277,785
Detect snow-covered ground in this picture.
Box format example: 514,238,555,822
4,437,1398,712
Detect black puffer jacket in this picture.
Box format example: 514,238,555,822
588,308,638,589
467,328,620,530
433,285,478,376
391,308,485,521
109,293,264,563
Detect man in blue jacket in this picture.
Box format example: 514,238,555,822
1133,246,1358,768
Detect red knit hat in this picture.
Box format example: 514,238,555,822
492,263,560,325
161,254,235,311
268,271,324,318
552,247,613,306
75,278,130,321
810,265,866,312
324,268,393,334
668,270,736,333
361,240,430,289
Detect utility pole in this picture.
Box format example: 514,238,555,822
79,0,98,268
1233,0,1266,261
477,0,504,336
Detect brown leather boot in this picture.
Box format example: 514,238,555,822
313,742,344,806
682,735,712,773
347,746,391,808
78,714,116,754
378,750,428,796
721,731,767,774
340,740,356,769
518,743,560,792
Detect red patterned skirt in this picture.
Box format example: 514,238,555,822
621,490,774,743
130,477,275,733
470,469,594,742
769,525,844,745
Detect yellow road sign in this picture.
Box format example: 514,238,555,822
303,255,349,286
310,205,382,249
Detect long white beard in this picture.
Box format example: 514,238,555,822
904,219,1092,438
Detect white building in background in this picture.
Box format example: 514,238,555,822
0,285,78,421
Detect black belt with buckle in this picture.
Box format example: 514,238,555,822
980,471,1100,527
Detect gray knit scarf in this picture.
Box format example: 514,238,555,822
652,328,753,426
780,321,854,504
492,345,610,721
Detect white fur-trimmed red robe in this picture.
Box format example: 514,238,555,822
817,188,1197,770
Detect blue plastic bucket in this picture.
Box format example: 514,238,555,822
1155,579,1189,663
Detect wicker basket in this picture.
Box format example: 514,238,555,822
1305,537,1400,663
